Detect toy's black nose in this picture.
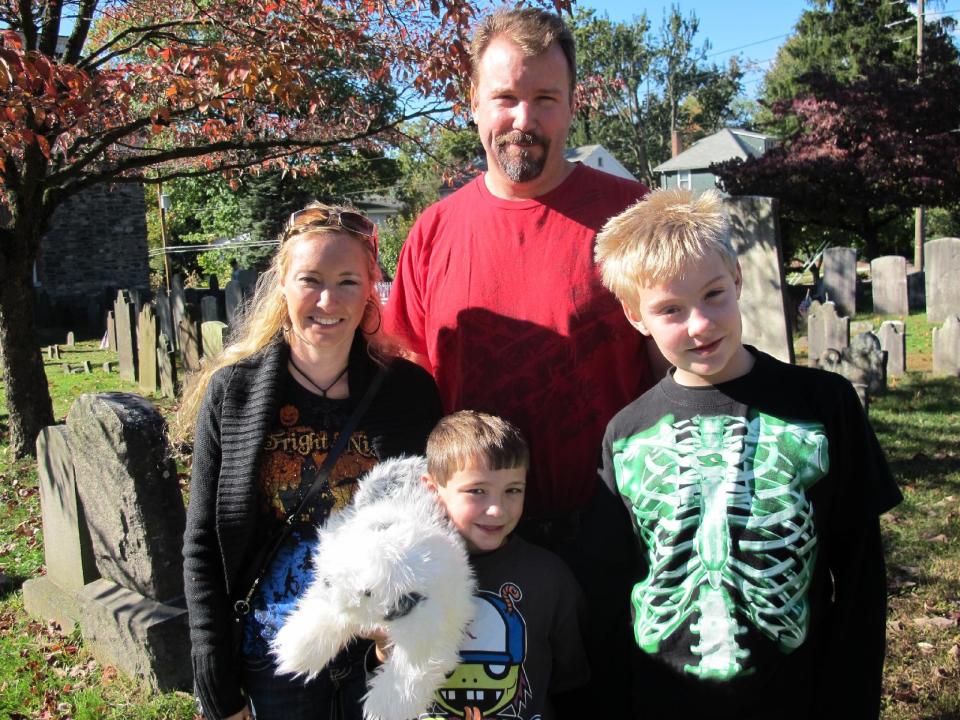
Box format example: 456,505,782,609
384,592,425,621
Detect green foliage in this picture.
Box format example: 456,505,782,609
569,5,745,186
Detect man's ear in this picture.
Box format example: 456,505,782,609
622,301,650,336
734,260,743,300
470,84,479,119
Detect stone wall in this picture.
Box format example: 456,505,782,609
34,184,149,332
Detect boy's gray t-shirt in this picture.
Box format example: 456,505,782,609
600,346,900,718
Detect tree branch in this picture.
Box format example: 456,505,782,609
78,19,203,70
64,0,98,65
39,0,64,57
18,0,36,50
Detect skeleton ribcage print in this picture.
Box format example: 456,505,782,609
612,412,828,681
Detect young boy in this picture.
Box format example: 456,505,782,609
594,188,901,719
419,410,590,720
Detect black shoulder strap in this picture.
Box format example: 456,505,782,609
233,365,389,617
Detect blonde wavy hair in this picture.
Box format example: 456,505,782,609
173,202,387,444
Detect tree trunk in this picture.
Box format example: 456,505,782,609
0,255,55,458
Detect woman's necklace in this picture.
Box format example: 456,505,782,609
288,356,349,398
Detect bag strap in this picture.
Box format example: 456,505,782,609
233,365,389,617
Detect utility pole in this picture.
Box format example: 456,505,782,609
914,0,925,270
157,183,172,293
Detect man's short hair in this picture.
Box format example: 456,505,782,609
426,410,529,486
595,188,737,313
469,8,576,94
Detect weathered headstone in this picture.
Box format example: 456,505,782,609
170,274,186,336
870,256,908,316
225,280,244,325
106,311,117,352
155,290,176,352
821,302,849,356
82,360,92,374
102,361,115,373
907,271,925,313
925,238,960,323
201,320,228,359
179,306,202,372
850,320,874,337
806,300,823,368
878,321,906,378
67,393,185,601
822,247,857,317
200,295,220,323
847,332,886,395
113,290,138,382
22,427,100,630
932,315,960,376
66,331,76,346
137,304,159,394
724,196,795,363
157,333,177,399
208,274,219,293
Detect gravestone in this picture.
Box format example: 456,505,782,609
102,361,115,373
225,280,244,325
878,321,906,378
106,311,117,352
925,238,960,323
209,274,219,293
201,320,228,359
822,302,850,356
137,304,159,394
157,333,177,399
822,247,857,317
154,290,176,352
178,309,202,373
113,290,138,382
850,320,873,337
806,300,823,368
66,331,76,346
818,332,884,410
64,393,190,692
932,315,960,376
907,271,925,313
82,360,92,373
22,427,100,630
870,256,908,316
170,274,186,336
200,295,220,323
67,393,185,601
724,196,794,362
236,268,258,295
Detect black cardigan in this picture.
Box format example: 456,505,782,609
182,336,442,718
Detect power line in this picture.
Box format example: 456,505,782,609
707,33,791,58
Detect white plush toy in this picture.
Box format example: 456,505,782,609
272,456,476,720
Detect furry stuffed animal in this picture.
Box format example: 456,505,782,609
272,456,476,720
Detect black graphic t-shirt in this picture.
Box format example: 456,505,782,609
242,372,378,659
420,536,589,720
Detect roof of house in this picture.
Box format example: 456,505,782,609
563,144,602,163
653,129,775,173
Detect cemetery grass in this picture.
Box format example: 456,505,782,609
0,340,958,718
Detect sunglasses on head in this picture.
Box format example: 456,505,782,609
286,207,378,254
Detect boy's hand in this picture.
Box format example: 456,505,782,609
361,627,392,662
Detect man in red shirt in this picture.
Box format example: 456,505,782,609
384,8,658,713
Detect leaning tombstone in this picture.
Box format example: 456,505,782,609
907,271,925,313
66,331,76,346
170,274,186,334
208,274,219,293
724,196,794,363
157,333,178,399
137,304,159,394
806,300,824,368
878,321,906,378
51,345,61,361
932,315,960,377
870,256,908,316
847,332,886,395
200,294,220,323
22,427,100,630
201,320,228,360
225,279,244,325
822,247,857,317
66,393,190,691
155,290,176,352
113,290,138,382
925,238,960,323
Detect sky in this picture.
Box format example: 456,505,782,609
576,0,809,98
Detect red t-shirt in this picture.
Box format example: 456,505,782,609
385,164,653,516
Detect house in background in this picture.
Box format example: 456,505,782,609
654,129,777,194
563,144,637,181
353,193,405,227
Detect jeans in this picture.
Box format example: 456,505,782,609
241,642,368,720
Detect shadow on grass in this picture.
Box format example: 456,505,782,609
0,572,28,602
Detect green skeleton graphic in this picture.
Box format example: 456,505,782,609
612,412,828,680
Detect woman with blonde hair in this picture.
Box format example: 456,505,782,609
180,203,442,720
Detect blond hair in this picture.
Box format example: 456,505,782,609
426,410,529,486
470,8,576,93
173,202,385,444
595,188,737,313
